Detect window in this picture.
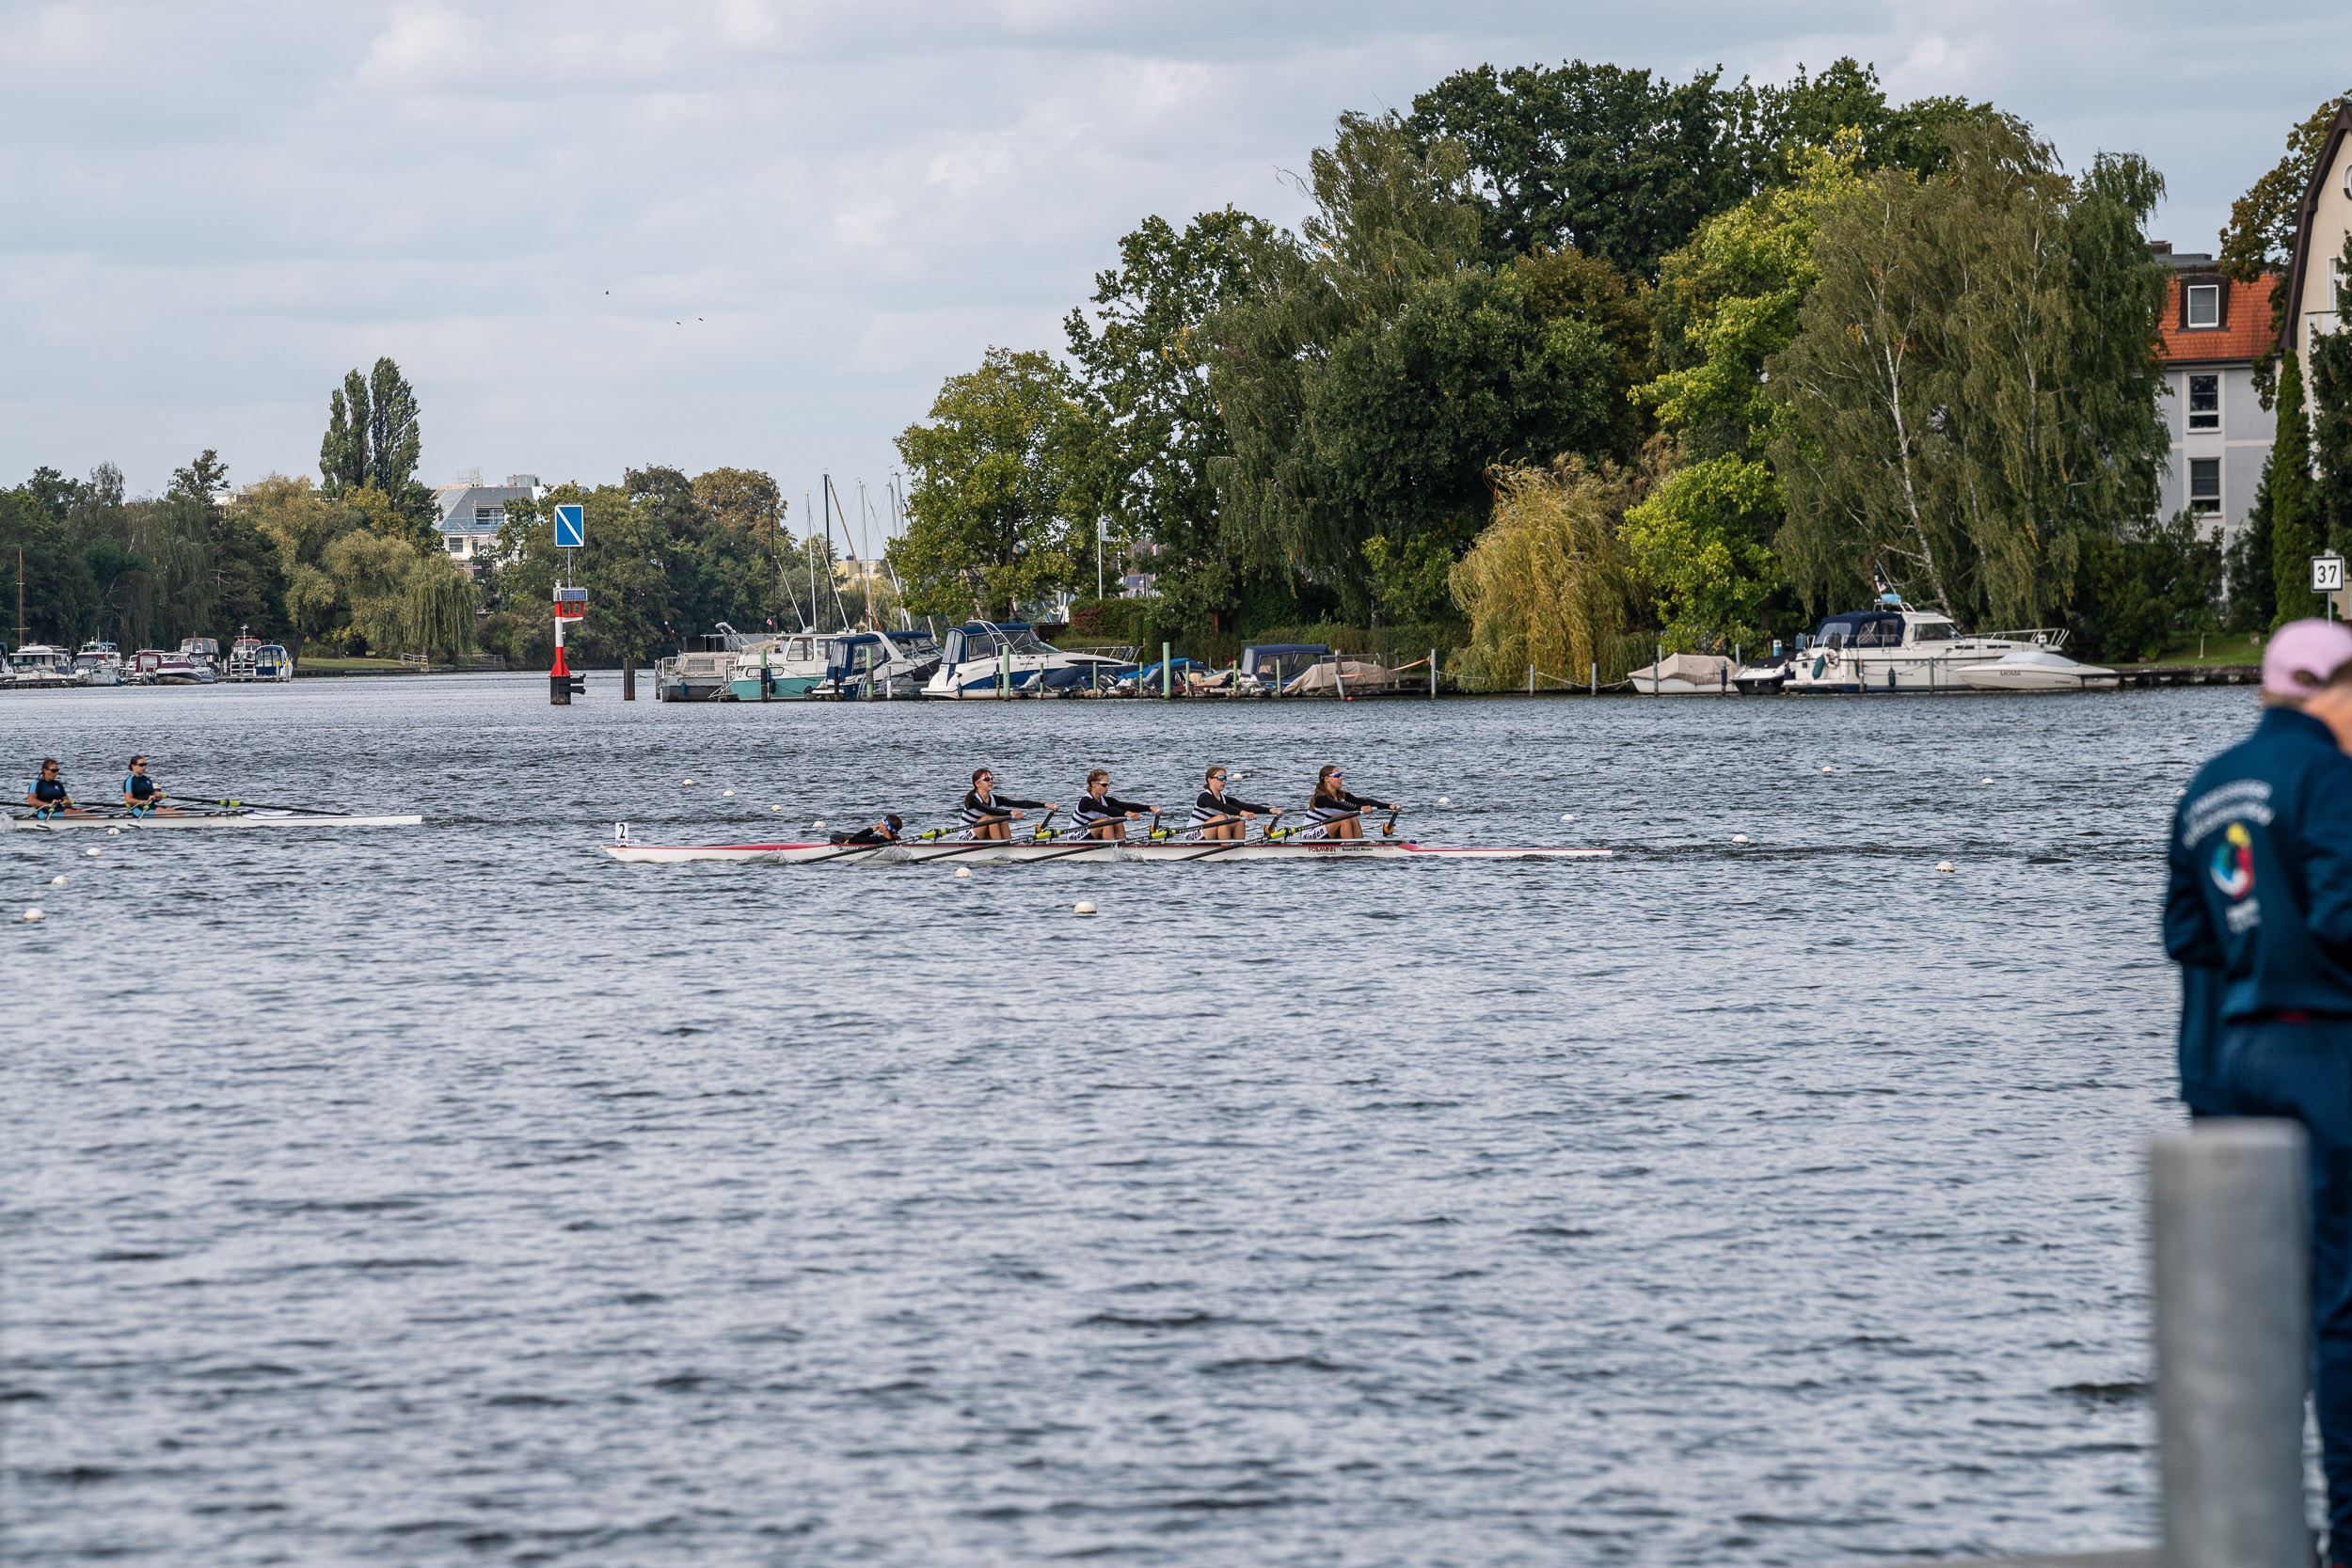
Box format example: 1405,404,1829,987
2189,458,2221,515
1914,620,1954,641
2188,373,2219,431
472,506,504,527
446,537,464,556
2185,284,2220,327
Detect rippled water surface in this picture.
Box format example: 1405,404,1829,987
3,674,2233,1564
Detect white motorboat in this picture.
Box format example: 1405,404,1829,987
724,631,834,701
150,653,205,686
815,629,941,700
179,637,222,680
252,643,295,681
1955,647,2119,691
1785,598,2066,693
657,623,761,701
72,641,125,686
227,628,264,680
922,623,1130,698
8,644,80,688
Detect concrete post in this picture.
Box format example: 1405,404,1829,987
2151,1119,2311,1568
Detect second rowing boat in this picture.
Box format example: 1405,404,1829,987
601,834,1610,864
4,809,423,832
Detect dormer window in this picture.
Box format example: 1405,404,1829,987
2185,284,2220,328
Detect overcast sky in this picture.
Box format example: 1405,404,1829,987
1,1,2341,543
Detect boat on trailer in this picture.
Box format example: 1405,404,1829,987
6,808,422,832
601,830,1611,864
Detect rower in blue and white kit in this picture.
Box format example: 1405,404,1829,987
24,757,87,816
1302,764,1397,840
120,755,176,816
1071,768,1153,840
960,768,1057,842
1188,765,1281,842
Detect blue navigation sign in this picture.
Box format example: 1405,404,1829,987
554,503,585,548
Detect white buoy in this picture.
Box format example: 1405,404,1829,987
1980,777,1994,784
23,908,44,922
2176,788,2187,797
954,866,972,879
812,820,825,831
1936,862,1956,874
1560,814,1575,822
771,805,783,812
722,789,735,798
1438,796,1452,805
84,847,102,858
50,876,68,886
1821,765,1836,773
1073,901,1096,914
105,827,121,836
683,778,696,786
1732,834,1751,845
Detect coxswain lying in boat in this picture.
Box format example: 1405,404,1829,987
1186,765,1282,841
1071,769,1153,839
24,758,88,817
829,814,903,846
960,768,1057,841
1295,765,1399,840
121,755,180,816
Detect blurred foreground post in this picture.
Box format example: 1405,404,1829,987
2151,1119,2310,1568
623,657,635,701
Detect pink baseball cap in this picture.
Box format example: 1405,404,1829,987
2264,618,2352,701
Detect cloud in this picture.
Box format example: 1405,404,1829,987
357,1,491,89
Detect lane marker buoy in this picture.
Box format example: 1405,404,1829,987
1732,834,1751,845
50,876,68,886
722,789,735,797
683,778,696,786
1936,862,1956,874
105,827,121,836
954,866,972,879
1073,901,1096,914
84,847,102,858
1560,814,1576,822
812,820,825,831
24,908,44,922
1980,777,1994,784
1821,765,1836,773
1438,796,1451,805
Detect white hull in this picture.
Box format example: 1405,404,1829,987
5,811,423,832
603,837,1611,864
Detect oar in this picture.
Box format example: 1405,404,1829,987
160,793,351,816
1173,819,1276,862
1022,808,1152,863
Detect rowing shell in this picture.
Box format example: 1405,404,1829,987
601,837,1611,864
3,811,423,832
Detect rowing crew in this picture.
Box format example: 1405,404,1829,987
22,756,178,817
830,764,1403,847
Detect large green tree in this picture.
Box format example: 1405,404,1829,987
1771,119,2169,626
2268,351,2326,625
1063,208,1264,629
890,347,1093,622
318,357,437,539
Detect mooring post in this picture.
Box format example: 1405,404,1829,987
1428,647,1437,700
1162,641,1171,700
1589,660,1597,696
622,657,636,701
2152,1119,2311,1568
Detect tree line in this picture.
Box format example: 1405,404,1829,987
887,61,2352,668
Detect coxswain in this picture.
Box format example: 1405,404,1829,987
24,757,85,816
1304,765,1397,840
121,755,174,816
1070,768,1153,840
960,768,1055,842
832,813,903,846
1188,765,1280,842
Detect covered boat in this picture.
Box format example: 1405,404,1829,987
1279,657,1406,696
1627,652,1736,694
922,623,1128,698
1955,648,2119,691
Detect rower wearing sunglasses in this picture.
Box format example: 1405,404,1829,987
1303,765,1396,840
1070,769,1153,840
960,768,1056,842
1188,765,1281,842
24,758,87,817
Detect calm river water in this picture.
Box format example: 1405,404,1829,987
3,674,2231,1564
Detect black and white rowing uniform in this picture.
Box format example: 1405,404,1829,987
1187,788,1272,833
831,823,898,845
959,789,1047,835
1298,786,1393,838
1072,792,1151,832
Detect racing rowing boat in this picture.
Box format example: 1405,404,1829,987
601,835,1610,864
4,810,422,832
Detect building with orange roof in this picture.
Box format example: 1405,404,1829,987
2151,245,2277,543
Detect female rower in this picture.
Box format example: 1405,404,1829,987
24,758,84,816
1071,769,1153,840
832,814,903,846
1305,765,1397,840
961,768,1056,841
1188,765,1280,842
121,755,174,815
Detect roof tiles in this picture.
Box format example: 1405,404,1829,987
2157,274,2278,364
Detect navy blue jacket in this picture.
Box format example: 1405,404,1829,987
2165,707,2352,1021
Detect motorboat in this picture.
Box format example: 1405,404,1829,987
8,644,80,688
227,628,263,680
657,623,758,702
127,649,168,684
723,631,835,701
921,623,1130,698
179,637,222,679
814,629,942,700
1955,647,2119,691
150,652,206,685
1730,656,1792,694
73,641,125,686
253,643,295,681
1784,596,2066,693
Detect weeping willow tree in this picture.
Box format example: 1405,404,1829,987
1450,455,1647,686
1770,117,2169,626
405,555,477,661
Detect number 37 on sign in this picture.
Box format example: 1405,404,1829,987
2316,554,2346,594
